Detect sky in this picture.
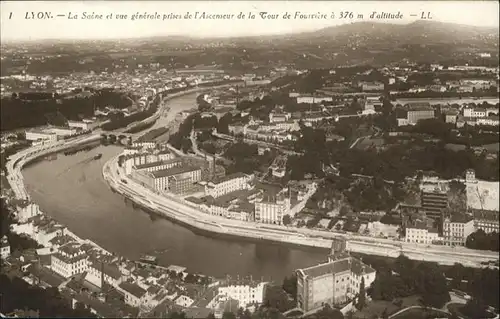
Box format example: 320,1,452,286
1,1,499,41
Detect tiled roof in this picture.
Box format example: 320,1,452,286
472,209,499,222
151,165,200,178
119,282,147,299
209,172,248,185
300,256,375,279
89,260,122,280
135,158,181,170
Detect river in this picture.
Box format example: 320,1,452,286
22,92,328,283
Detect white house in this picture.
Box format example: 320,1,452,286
50,243,89,278
463,108,487,118
217,281,267,308
405,224,441,245
442,216,475,246
203,173,253,198
175,295,195,308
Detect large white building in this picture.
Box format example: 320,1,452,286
254,189,291,225
473,209,499,234
124,151,175,175
296,96,333,104
68,120,97,131
442,215,476,246
50,243,89,278
133,165,202,195
47,126,78,137
296,238,376,313
477,116,500,126
25,130,58,143
1,236,10,259
463,107,487,118
132,141,157,149
203,173,253,198
405,219,441,245
217,281,267,309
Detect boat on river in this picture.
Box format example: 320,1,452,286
139,254,158,265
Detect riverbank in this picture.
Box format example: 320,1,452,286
119,82,244,134
103,152,499,268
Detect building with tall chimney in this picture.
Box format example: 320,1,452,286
296,238,376,313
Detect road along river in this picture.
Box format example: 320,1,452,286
22,146,327,282
17,87,499,282
20,89,329,282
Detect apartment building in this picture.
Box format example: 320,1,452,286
68,120,97,131
442,215,475,246
421,185,448,220
134,158,182,173
360,81,385,92
364,96,382,111
175,295,195,308
149,165,202,195
86,258,123,289
296,96,333,104
296,238,376,313
228,123,247,136
268,111,292,123
254,189,291,225
51,243,89,278
472,209,499,234
203,172,253,198
407,107,435,125
118,282,147,308
463,107,487,118
132,141,157,149
217,281,267,308
444,109,459,124
25,130,58,143
405,219,441,244
1,236,10,259
260,121,300,132
124,151,175,175
477,115,500,126
47,126,78,137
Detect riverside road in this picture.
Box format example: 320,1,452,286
13,89,499,282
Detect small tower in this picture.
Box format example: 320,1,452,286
465,169,477,184
328,237,350,262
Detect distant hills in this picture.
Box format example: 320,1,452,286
255,20,499,45
137,20,499,48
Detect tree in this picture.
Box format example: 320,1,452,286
237,307,244,318
282,274,297,301
170,311,187,319
461,298,489,319
282,214,292,226
222,311,236,319
381,308,388,319
357,277,366,310
242,309,252,319
263,285,294,313
315,304,344,319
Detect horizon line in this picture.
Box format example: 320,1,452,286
2,19,499,45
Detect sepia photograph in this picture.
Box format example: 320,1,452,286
0,1,499,318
